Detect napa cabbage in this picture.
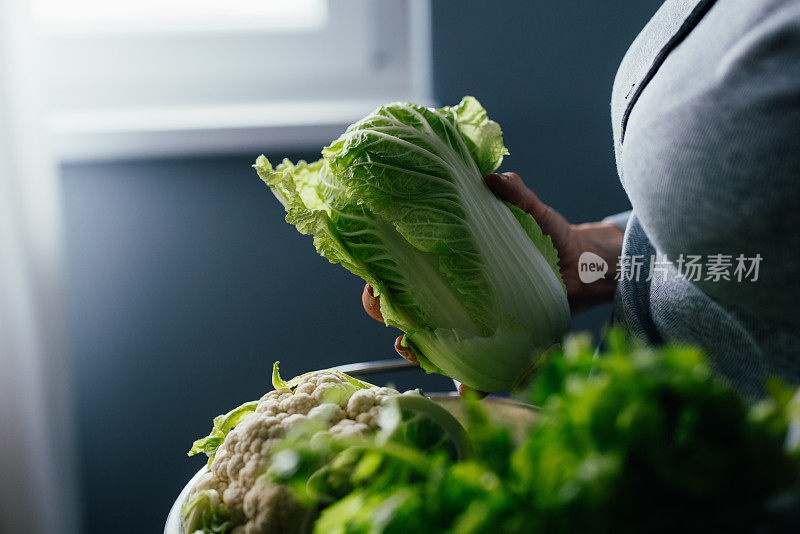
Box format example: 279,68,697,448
255,97,570,391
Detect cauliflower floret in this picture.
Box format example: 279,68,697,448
189,368,405,533
211,414,286,521
314,381,359,405
259,388,291,401
293,380,316,396
238,476,307,534
255,400,279,416
329,418,371,438
279,392,315,416
192,470,220,492
282,413,308,428
291,371,361,406
307,403,345,425
345,387,400,427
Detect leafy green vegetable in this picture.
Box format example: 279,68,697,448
181,489,234,534
256,97,570,392
511,331,800,532
377,393,473,460
303,443,523,534
188,401,258,466
275,332,800,533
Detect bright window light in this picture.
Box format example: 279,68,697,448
30,0,328,33
33,0,433,161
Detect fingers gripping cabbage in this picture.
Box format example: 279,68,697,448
256,97,570,392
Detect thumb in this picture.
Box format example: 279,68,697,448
484,172,571,248
485,172,549,222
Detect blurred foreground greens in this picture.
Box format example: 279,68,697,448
284,332,799,533
212,332,800,533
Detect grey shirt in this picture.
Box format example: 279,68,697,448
609,0,800,397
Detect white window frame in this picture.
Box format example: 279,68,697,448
36,0,433,161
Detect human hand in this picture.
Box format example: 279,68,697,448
360,171,623,396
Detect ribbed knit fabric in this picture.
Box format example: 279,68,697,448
609,0,800,397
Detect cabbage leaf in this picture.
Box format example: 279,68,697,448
256,97,570,391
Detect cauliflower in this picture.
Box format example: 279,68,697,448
185,364,405,534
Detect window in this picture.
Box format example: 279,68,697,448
33,0,432,160
31,0,328,33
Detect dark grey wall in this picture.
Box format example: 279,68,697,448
62,155,457,534
60,2,663,532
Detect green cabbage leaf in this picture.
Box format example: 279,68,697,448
256,97,570,391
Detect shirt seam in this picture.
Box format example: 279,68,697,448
620,0,720,144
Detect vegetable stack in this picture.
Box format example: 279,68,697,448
256,97,570,392
184,335,800,533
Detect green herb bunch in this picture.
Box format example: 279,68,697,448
268,332,800,533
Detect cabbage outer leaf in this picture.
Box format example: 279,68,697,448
257,97,570,391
